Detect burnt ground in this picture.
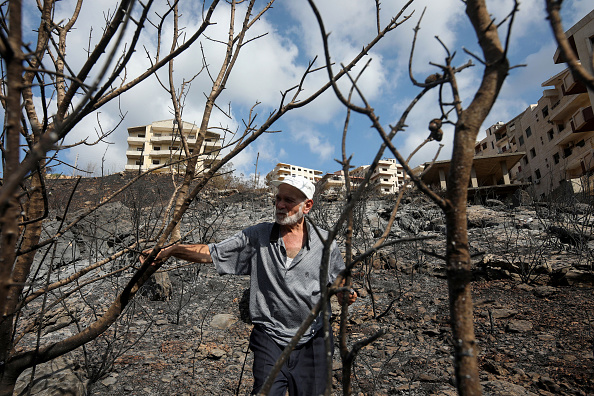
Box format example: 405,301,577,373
29,176,594,395
82,263,593,396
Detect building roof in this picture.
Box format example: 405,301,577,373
553,9,594,64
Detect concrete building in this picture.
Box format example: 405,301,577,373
474,10,594,198
267,163,323,183
419,152,525,200
125,120,221,174
320,170,365,192
369,158,407,194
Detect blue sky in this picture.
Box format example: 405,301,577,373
3,0,593,181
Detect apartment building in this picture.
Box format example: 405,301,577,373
369,158,406,194
267,163,323,183
321,170,365,192
474,10,594,198
125,119,221,174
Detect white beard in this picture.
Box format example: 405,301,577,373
275,203,304,226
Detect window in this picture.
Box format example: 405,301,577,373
523,156,529,165
553,153,560,164
527,176,532,183
535,169,541,179
518,136,525,146
563,147,572,158
135,160,142,165
138,134,145,138
482,142,487,150
525,127,532,137
154,146,161,150
547,129,554,141
542,106,549,118
530,148,536,158
558,123,565,133
136,147,143,151
154,133,161,137
152,159,160,165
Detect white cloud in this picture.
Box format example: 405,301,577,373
11,0,592,179
285,122,336,164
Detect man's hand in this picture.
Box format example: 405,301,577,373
337,287,357,306
139,244,177,265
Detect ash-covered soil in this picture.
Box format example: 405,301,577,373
82,263,593,396
23,178,594,395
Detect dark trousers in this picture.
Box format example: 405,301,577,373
249,325,332,396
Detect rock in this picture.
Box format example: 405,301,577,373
140,271,172,301
551,268,594,286
418,373,438,382
482,380,538,395
208,348,227,359
482,308,517,319
506,320,533,333
532,286,558,298
483,360,510,376
101,373,118,386
537,376,561,393
14,355,88,396
485,199,505,208
422,327,441,337
210,314,237,329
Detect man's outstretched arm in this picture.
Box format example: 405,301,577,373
141,244,212,264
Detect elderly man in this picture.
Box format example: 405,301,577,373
143,175,356,395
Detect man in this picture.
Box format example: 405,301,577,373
142,175,356,395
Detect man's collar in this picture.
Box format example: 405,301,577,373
269,222,280,243
269,221,311,248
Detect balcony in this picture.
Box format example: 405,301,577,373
124,164,144,171
126,150,143,157
562,72,588,95
570,106,594,133
149,149,184,157
543,88,559,99
127,136,146,143
549,94,590,123
151,135,177,143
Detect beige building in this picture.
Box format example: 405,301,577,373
267,163,323,183
474,10,594,198
369,158,406,194
125,120,221,174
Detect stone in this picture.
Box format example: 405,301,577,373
506,320,533,333
101,374,118,386
482,380,538,395
210,314,237,330
532,286,558,298
208,348,227,359
14,355,88,396
140,271,173,301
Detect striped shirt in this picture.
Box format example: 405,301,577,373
208,221,344,346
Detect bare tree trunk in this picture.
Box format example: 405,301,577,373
443,3,510,394
0,9,24,387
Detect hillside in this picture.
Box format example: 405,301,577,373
15,180,594,395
